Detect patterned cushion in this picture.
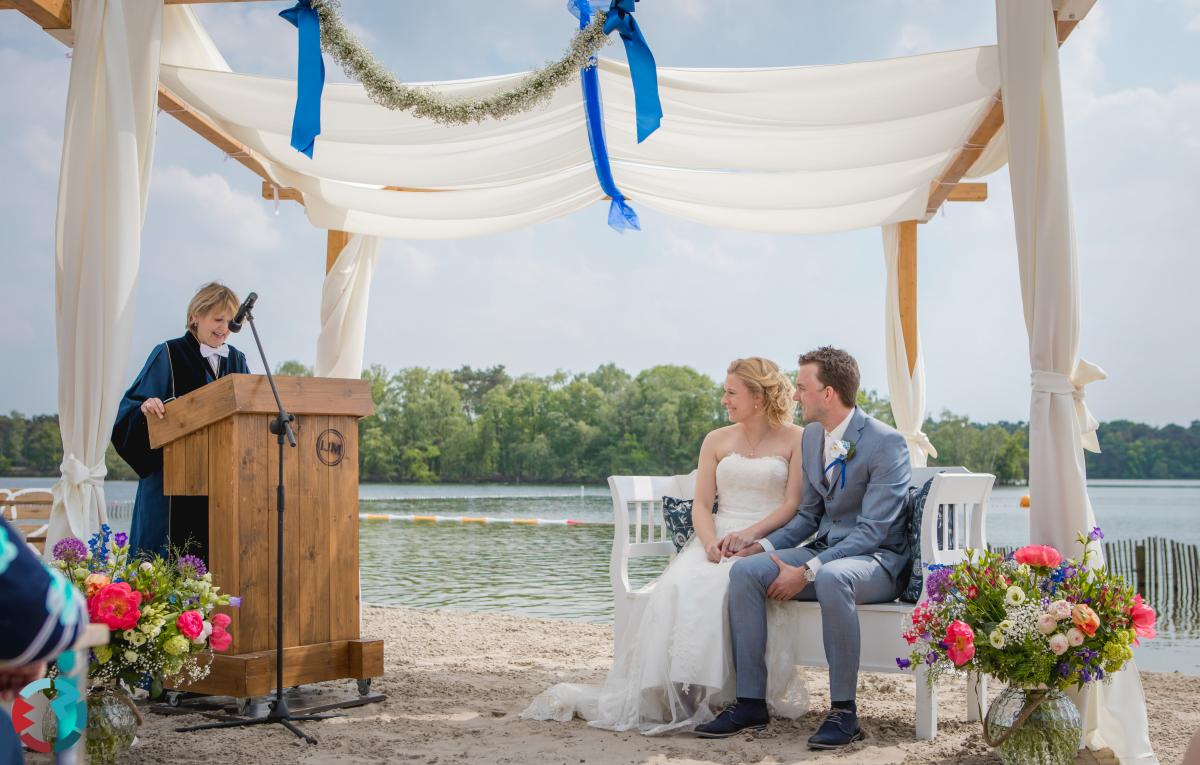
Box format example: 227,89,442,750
662,496,717,552
898,477,934,603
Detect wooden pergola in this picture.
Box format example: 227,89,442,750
3,0,1085,378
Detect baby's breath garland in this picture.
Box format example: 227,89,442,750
311,0,613,125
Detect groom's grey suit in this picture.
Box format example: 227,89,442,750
728,407,911,702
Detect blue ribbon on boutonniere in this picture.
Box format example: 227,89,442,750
824,457,848,490
603,0,662,143
570,0,640,232
823,440,855,490
280,0,325,158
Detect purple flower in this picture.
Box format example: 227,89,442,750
1081,669,1092,683
925,567,953,603
1057,663,1071,678
1088,526,1104,542
896,658,912,670
53,536,88,562
925,652,938,665
113,532,128,548
176,554,208,577
229,596,242,608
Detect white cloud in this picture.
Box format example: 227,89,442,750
151,165,283,252
890,23,934,56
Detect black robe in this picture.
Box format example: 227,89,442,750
112,332,249,560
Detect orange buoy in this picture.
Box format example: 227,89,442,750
1019,494,1031,509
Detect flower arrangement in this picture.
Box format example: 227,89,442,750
50,526,236,692
898,527,1155,689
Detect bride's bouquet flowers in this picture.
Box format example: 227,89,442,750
50,526,236,691
897,527,1156,689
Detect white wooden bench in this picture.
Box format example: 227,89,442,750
607,466,995,740
1,488,53,555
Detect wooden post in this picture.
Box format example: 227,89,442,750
898,220,919,376
326,230,350,274
1135,541,1147,593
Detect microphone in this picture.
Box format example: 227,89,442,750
228,291,257,333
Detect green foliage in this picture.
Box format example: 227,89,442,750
274,360,314,377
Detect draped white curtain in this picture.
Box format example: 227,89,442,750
157,7,1006,238
315,234,381,379
47,0,163,556
997,2,1154,762
881,224,936,466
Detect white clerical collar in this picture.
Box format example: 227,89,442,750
199,343,229,359
825,408,856,442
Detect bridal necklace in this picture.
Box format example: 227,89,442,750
741,423,768,458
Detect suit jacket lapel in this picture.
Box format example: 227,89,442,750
804,425,827,496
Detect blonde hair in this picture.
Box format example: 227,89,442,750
186,282,240,333
727,357,796,428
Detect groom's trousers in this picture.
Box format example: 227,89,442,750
728,547,898,702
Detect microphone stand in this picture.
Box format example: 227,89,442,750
176,304,337,744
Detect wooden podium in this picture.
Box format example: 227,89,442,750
148,374,384,698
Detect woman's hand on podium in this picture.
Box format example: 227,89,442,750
140,397,166,419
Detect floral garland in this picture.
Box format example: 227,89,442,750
311,0,613,125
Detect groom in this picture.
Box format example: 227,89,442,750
696,346,911,748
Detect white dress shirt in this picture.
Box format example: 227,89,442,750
199,343,228,377
756,408,856,574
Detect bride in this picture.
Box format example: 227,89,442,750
522,357,810,734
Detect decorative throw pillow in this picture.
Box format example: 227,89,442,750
899,477,935,603
662,496,717,552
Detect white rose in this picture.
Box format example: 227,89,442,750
140,561,154,572
1067,627,1086,647
1037,614,1059,635
1049,633,1069,655
122,629,136,642
989,629,1006,649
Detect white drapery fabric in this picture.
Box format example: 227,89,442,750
316,234,381,379
48,0,163,556
881,224,936,466
158,8,1006,237
997,3,1153,763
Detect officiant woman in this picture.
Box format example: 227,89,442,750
111,282,250,559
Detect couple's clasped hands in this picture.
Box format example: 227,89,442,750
705,530,811,602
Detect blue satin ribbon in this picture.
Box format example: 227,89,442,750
824,457,848,490
570,0,640,232
603,0,661,143
280,0,324,158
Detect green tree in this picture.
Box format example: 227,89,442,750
275,360,313,376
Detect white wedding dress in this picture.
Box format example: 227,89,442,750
521,453,809,734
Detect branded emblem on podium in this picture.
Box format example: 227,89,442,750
316,428,345,466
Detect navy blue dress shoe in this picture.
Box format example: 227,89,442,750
807,708,865,749
694,702,769,738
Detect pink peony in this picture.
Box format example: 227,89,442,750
1072,603,1101,637
1013,545,1063,568
1048,633,1070,655
945,620,976,667
1067,627,1086,647
1128,595,1157,644
1049,599,1072,620
176,610,204,641
211,613,231,630
1037,614,1059,635
209,625,232,652
87,582,142,632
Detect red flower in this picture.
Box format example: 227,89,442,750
212,613,231,630
945,620,976,667
176,610,204,640
966,585,979,600
209,625,232,652
1013,545,1063,568
88,582,142,632
1128,595,1157,644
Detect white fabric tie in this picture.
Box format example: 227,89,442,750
902,430,939,460
1030,359,1107,453
51,454,108,541
200,343,229,359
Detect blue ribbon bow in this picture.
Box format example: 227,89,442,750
280,0,325,158
603,0,662,143
824,457,848,490
570,0,640,232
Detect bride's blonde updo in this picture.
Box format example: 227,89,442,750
727,357,796,428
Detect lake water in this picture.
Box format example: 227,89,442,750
7,477,1198,675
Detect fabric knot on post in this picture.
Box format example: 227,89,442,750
52,454,108,542
59,454,106,488
1030,358,1107,453
603,0,662,143
902,430,939,460
570,0,641,232
280,0,325,158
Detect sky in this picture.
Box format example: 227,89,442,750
0,1,1197,426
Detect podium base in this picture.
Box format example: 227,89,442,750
168,639,383,698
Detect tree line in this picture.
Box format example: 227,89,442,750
1,363,1197,485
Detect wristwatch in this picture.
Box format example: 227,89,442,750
803,565,817,583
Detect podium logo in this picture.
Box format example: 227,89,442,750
316,428,345,467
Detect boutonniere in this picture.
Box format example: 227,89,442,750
825,440,856,489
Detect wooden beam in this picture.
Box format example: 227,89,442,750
327,230,351,274
158,85,279,187
8,0,69,29
924,12,1083,218
261,180,304,205
946,182,987,202
898,221,919,376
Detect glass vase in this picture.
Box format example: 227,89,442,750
86,684,140,765
983,685,1082,765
